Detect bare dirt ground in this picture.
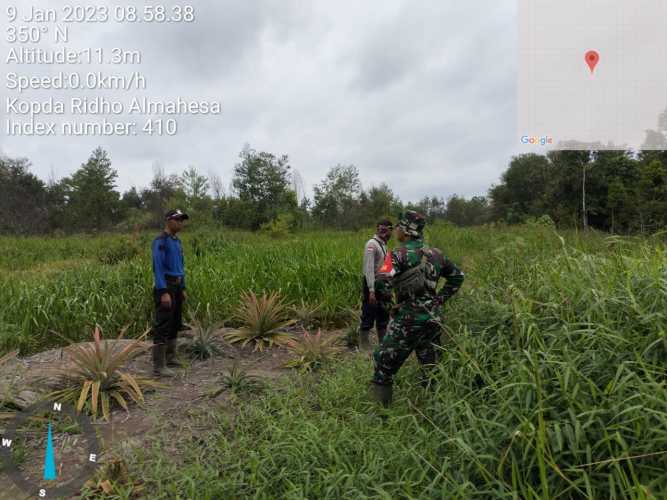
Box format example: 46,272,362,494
0,327,356,499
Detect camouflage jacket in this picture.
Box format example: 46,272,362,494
391,238,464,307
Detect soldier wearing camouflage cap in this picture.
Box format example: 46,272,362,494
370,210,465,407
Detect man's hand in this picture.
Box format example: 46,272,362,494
181,290,188,302
368,291,377,305
160,293,172,309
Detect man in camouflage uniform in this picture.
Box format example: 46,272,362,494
370,211,464,407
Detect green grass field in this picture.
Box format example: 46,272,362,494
2,224,666,498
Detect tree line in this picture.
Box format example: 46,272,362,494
1,144,666,235
490,150,667,233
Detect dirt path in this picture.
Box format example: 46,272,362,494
101,329,297,447
0,328,354,498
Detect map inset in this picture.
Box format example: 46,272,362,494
519,0,667,150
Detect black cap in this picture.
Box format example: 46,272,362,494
165,209,189,221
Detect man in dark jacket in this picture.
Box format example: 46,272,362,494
151,209,189,377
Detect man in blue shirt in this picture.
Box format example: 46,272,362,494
152,209,189,377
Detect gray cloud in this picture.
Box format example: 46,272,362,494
1,1,519,202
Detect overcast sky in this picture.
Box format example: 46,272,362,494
1,1,520,203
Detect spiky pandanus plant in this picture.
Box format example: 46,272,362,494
184,315,223,361
290,299,323,329
206,363,264,399
224,291,296,351
284,329,343,372
47,326,160,421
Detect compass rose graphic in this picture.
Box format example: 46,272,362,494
0,400,101,498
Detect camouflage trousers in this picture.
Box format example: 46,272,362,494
372,301,442,386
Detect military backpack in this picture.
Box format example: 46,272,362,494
393,247,442,300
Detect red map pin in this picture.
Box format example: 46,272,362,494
585,50,600,74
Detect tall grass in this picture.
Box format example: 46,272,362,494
42,224,663,499
0,229,361,353
0,224,614,355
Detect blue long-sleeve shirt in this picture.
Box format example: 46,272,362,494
152,232,186,293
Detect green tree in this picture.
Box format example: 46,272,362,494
180,166,212,223
312,165,362,229
62,147,120,232
361,183,400,225
607,178,627,233
181,166,209,206
445,195,490,226
141,166,184,227
587,150,637,231
408,196,446,221
636,160,667,232
544,150,591,228
121,187,143,210
230,147,296,230
489,153,554,223
0,156,50,234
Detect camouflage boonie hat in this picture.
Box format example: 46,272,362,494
397,210,425,237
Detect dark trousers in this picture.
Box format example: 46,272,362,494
153,285,184,345
360,278,390,332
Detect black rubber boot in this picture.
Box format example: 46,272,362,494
152,344,176,377
377,328,387,345
358,329,371,351
165,338,181,367
369,382,393,408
